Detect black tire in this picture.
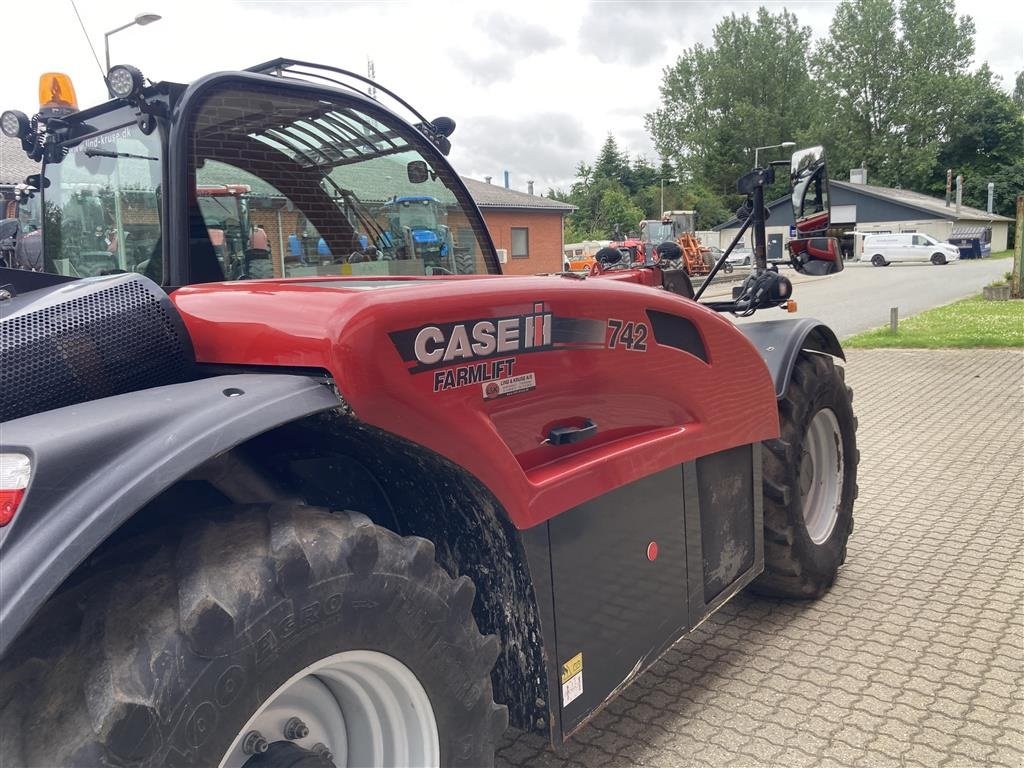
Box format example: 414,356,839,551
454,250,476,274
0,505,507,767
931,252,947,265
722,262,734,274
752,353,859,599
871,254,887,267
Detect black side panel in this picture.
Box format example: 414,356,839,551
697,444,755,602
548,467,688,735
0,374,342,657
739,318,844,398
518,523,565,744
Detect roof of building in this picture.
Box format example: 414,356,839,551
460,177,576,212
714,178,1013,230
829,180,1013,222
0,135,40,186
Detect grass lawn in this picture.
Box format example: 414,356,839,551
990,249,1014,259
845,294,1024,349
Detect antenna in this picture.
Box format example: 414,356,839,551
68,0,107,81
367,58,377,100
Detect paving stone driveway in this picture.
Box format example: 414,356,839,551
497,349,1024,767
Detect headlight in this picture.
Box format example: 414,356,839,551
107,65,145,100
0,110,29,139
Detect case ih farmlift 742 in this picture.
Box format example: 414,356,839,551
0,61,856,767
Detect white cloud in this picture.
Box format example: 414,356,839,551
2,0,1018,192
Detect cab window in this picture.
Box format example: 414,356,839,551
186,84,497,282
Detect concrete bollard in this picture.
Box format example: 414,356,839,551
890,307,898,333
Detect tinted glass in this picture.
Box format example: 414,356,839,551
39,123,163,280
187,84,497,281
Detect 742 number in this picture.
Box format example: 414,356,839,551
607,319,648,351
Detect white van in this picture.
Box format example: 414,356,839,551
860,233,960,266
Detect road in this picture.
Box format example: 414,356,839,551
703,258,1009,339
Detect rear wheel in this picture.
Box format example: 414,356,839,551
931,252,947,265
0,506,507,767
870,254,887,267
753,353,858,599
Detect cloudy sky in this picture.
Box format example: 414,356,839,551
3,0,1021,192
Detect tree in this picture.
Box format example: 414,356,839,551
897,0,976,188
646,8,815,204
815,0,976,188
593,135,630,184
1013,71,1024,111
597,188,644,239
813,0,905,183
931,66,1024,217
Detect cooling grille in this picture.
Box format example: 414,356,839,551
1,274,194,422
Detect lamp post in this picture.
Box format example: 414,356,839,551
660,177,676,216
104,13,162,73
754,141,795,168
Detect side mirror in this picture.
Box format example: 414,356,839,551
790,146,829,236
788,236,844,275
407,160,430,184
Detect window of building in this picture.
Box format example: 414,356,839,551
511,227,529,258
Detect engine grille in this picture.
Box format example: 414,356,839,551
1,274,194,423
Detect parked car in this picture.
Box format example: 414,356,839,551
860,233,960,266
726,246,755,266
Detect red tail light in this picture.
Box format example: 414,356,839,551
0,453,31,526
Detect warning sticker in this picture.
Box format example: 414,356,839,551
560,652,583,706
482,371,536,400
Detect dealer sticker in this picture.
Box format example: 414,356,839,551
482,372,537,400
561,652,584,706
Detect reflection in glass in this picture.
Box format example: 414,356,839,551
188,85,497,281
41,125,163,280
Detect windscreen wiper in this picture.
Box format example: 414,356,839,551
84,148,158,161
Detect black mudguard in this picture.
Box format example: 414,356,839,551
738,318,845,399
0,374,343,657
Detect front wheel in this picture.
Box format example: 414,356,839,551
871,254,887,267
1,506,507,767
931,253,947,265
752,352,858,599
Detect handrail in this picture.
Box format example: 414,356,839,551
245,58,434,134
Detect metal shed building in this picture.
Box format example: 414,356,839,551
713,176,1013,260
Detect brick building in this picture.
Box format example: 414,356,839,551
460,178,576,275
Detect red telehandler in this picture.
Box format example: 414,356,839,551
0,62,854,767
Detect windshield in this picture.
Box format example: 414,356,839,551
641,221,674,243
187,84,496,281
40,123,162,279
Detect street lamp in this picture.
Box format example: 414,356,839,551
754,141,795,168
660,177,677,216
104,13,162,73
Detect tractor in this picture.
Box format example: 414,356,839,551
381,194,459,273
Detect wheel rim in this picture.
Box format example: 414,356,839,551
799,408,844,545
220,651,440,768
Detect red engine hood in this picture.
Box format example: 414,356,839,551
171,274,778,529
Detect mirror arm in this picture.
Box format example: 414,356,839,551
694,214,753,301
